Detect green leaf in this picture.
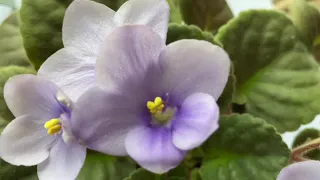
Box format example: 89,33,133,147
20,0,125,69
0,12,31,67
217,63,235,114
0,65,36,122
292,128,320,160
216,10,320,132
179,0,233,32
200,114,290,180
290,0,320,48
0,159,36,180
124,165,189,180
166,23,221,46
167,0,183,23
77,151,136,180
190,169,202,180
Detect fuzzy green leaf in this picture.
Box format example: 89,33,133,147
179,0,233,32
77,152,135,180
200,114,290,180
0,12,31,67
20,0,125,69
216,10,320,132
290,0,320,48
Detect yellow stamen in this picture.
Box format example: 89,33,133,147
47,124,62,135
147,97,164,114
44,118,61,135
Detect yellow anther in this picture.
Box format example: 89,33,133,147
44,118,61,135
147,97,164,114
47,124,62,135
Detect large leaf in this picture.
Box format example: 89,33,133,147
290,0,320,48
179,0,233,32
77,152,136,180
20,0,125,69
0,12,31,67
216,10,320,132
200,114,290,180
0,65,36,122
0,159,36,180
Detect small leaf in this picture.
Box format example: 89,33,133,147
292,128,320,160
20,0,125,69
200,114,290,180
0,66,36,122
290,0,320,48
190,169,202,180
166,23,221,46
216,10,320,132
0,12,31,67
124,165,189,180
77,151,136,180
179,0,233,32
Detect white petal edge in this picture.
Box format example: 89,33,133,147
63,0,116,52
277,160,320,180
38,47,96,102
37,138,86,180
0,115,55,166
114,0,169,40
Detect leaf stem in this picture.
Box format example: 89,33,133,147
291,137,320,163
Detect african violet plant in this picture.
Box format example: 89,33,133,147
0,0,320,179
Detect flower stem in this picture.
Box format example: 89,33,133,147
290,137,320,163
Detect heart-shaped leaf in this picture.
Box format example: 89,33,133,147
216,10,320,132
200,114,290,180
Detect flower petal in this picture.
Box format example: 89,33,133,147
125,126,186,174
158,40,230,103
96,25,165,90
4,74,62,119
38,47,96,101
37,138,86,180
277,160,320,180
172,93,219,151
63,0,115,51
114,0,169,40
71,87,143,156
0,115,55,166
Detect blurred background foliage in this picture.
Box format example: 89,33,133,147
0,0,320,179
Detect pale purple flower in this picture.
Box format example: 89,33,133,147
71,26,230,173
37,0,169,102
0,74,86,180
277,160,320,180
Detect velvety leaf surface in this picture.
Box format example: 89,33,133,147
0,12,31,67
77,152,136,180
290,0,320,48
179,0,233,32
216,10,320,132
200,114,290,180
